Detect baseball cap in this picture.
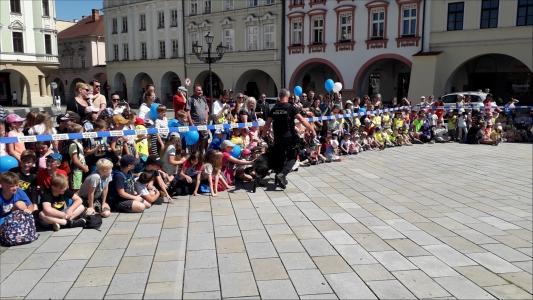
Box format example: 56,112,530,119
242,149,251,155
100,108,115,119
420,96,426,99
214,129,224,135
113,115,129,125
135,117,146,125
120,154,140,166
221,140,235,148
146,154,164,166
5,114,26,123
228,89,233,93
56,114,69,123
345,100,353,105
354,134,360,138
375,126,382,131
65,112,81,122
178,86,187,92
46,153,62,162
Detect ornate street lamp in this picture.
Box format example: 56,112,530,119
192,32,226,121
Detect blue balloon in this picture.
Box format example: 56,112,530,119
168,119,179,128
325,79,334,92
0,156,18,173
230,146,242,158
185,131,199,145
150,103,160,119
358,108,367,115
294,86,303,97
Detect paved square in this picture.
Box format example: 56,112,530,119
1,143,531,299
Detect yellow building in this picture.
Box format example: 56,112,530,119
409,0,532,104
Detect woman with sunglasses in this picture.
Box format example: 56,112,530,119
67,82,90,120
138,91,155,120
231,93,245,123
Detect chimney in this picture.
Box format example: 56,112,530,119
73,19,78,22
92,9,99,22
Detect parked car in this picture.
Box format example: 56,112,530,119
441,91,496,110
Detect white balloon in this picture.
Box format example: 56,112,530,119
331,140,339,148
332,82,343,93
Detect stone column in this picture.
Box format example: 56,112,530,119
39,76,46,96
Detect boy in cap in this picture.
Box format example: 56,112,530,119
37,153,68,190
108,155,151,212
208,129,226,151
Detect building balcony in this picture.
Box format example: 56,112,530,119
365,39,388,49
334,41,355,52
307,43,326,53
396,36,420,48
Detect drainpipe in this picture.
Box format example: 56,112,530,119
96,36,100,65
281,2,286,89
420,0,426,53
182,0,188,81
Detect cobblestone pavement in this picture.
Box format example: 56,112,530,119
1,143,532,299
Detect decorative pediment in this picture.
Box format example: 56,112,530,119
77,44,87,51
187,22,198,32
61,45,75,55
8,20,25,30
243,14,259,26
260,12,276,21
220,17,235,29
198,20,212,30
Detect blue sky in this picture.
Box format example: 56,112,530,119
56,0,103,21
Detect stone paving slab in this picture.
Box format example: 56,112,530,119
1,143,532,299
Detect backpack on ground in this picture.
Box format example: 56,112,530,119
0,211,39,246
82,214,102,230
59,140,79,174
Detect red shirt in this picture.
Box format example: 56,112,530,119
173,94,186,118
37,168,67,190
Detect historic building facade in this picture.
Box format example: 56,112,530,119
0,0,59,106
50,9,107,104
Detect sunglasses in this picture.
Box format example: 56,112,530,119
94,85,101,88
83,89,90,92
238,97,244,99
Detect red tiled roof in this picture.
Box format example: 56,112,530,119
58,14,105,39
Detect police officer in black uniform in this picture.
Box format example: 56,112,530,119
262,89,317,189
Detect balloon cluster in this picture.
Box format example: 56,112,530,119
325,79,342,93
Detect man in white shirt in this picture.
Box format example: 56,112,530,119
212,90,231,138
12,91,17,106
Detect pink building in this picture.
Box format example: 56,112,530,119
50,9,107,104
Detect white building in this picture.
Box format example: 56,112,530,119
103,0,186,106
285,0,427,102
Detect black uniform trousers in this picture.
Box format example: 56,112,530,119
274,136,297,176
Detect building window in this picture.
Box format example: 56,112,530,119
248,0,258,8
264,25,275,49
292,19,302,45
204,0,211,14
159,41,166,58
224,29,234,52
172,40,179,57
191,0,198,15
517,0,533,26
10,0,21,13
402,6,417,36
141,42,147,59
122,17,128,33
247,26,259,50
447,2,464,31
158,12,165,28
225,0,234,10
371,9,385,39
13,32,23,53
312,16,324,44
339,12,352,41
123,44,129,60
171,10,178,27
113,44,119,60
80,55,86,68
140,14,146,30
44,34,52,54
265,0,275,5
190,33,199,53
480,0,499,28
292,0,303,5
112,18,118,33
42,0,49,16
69,56,73,68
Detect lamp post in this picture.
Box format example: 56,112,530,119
192,32,226,121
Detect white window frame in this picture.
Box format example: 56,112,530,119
371,8,385,39
264,24,275,49
339,12,352,41
140,14,146,30
248,0,258,8
247,26,259,50
69,56,74,68
122,16,128,33
291,18,302,45
171,10,178,27
80,55,85,68
141,42,147,59
159,40,166,58
123,44,129,60
311,16,324,44
158,11,165,28
204,0,211,14
191,0,198,15
401,4,417,36
113,44,119,60
265,0,275,5
190,32,199,53
172,40,179,57
223,29,234,52
224,0,233,11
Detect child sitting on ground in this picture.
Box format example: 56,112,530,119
235,149,254,181
202,150,232,197
77,158,113,218
37,153,68,191
39,174,86,231
134,172,161,204
0,172,35,235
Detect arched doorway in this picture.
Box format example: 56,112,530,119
290,59,344,95
354,55,412,103
51,77,66,104
160,71,182,105
132,72,154,106
0,69,31,106
113,72,127,101
235,70,278,98
194,71,223,101
69,77,86,101
93,72,108,100
445,54,532,104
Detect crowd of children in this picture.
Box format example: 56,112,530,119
0,94,532,242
